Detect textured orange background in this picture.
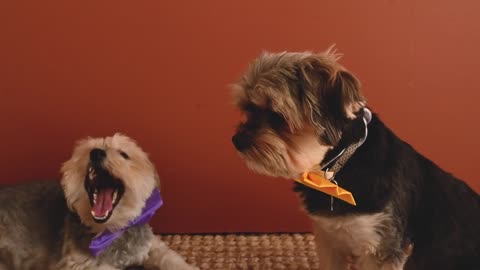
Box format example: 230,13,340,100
1,1,479,233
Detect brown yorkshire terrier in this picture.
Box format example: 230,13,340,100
231,47,480,270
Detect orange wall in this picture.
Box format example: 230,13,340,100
1,1,479,233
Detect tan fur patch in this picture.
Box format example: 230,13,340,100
311,213,407,270
312,213,389,255
61,133,159,233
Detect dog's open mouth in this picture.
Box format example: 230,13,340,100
85,165,125,223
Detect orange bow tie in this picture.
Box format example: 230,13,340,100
295,172,356,206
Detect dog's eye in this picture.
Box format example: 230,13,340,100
119,151,130,159
270,111,286,129
243,103,258,113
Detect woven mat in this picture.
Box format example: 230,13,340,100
159,233,320,270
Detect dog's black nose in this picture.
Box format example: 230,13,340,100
232,133,252,151
90,148,106,164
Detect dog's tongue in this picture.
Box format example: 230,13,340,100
93,188,114,217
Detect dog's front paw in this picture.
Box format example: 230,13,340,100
346,255,359,270
177,265,199,270
124,266,145,270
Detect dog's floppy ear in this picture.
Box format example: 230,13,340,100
329,69,365,119
298,52,365,145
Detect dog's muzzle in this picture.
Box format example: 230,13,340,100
85,148,125,223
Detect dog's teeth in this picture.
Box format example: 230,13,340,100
90,210,109,220
88,167,96,180
98,211,109,220
112,190,117,203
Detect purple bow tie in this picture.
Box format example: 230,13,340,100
89,188,163,257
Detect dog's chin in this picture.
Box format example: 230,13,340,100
240,153,302,179
84,165,125,224
239,144,326,179
234,125,331,179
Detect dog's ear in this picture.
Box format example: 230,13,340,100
297,53,365,145
329,69,365,119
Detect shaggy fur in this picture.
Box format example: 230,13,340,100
231,48,480,269
0,134,197,270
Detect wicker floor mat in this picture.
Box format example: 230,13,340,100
159,233,319,270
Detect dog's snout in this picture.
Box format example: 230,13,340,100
90,148,106,164
232,133,252,151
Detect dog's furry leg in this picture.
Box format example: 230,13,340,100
144,236,198,270
313,226,389,270
55,260,120,270
352,246,410,270
380,244,411,270
97,265,121,270
379,263,406,270
377,253,409,270
54,251,120,270
313,228,348,270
